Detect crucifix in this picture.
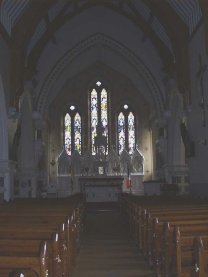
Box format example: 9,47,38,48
196,54,207,127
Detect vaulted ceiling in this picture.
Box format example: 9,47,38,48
0,0,207,111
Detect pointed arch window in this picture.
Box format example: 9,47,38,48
128,112,135,155
64,106,82,155
90,81,109,155
117,105,136,155
118,112,125,155
91,89,98,155
65,113,72,155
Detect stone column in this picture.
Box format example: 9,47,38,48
0,75,16,201
155,117,167,180
18,83,38,198
165,89,188,186
0,160,16,201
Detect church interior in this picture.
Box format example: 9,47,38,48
0,0,208,276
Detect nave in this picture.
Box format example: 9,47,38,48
1,193,208,276
72,205,154,277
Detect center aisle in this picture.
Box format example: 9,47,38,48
72,206,154,277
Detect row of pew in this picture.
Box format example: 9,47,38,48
119,193,208,277
0,193,86,276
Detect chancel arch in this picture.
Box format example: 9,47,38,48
0,0,206,208
37,34,164,116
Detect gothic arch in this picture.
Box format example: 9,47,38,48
37,34,165,117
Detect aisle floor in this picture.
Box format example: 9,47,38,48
72,209,155,277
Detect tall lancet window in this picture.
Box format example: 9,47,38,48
118,112,125,155
64,105,82,155
65,113,72,155
91,89,98,155
90,81,109,155
117,105,136,155
74,113,82,154
128,112,135,155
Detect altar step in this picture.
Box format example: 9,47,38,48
86,201,118,211
72,211,154,277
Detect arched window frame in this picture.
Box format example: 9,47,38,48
117,105,136,155
89,81,109,155
64,105,82,156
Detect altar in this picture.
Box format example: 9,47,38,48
56,130,144,199
79,176,123,202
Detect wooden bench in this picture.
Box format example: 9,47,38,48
0,240,50,276
120,194,208,276
192,237,208,277
145,213,208,263
124,196,208,250
0,194,85,276
0,216,76,276
0,269,39,276
142,207,208,255
162,225,208,277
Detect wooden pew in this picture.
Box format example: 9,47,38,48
0,240,50,276
146,214,208,264
164,225,208,277
0,269,39,277
192,237,208,277
142,208,208,257
129,200,208,251
0,194,85,276
0,215,76,276
118,193,208,277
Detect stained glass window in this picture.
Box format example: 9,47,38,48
65,113,71,155
101,88,108,151
64,107,82,156
74,113,82,154
118,112,125,155
90,85,109,155
91,89,98,155
117,107,136,155
128,112,135,155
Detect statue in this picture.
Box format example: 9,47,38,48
94,124,107,158
120,149,131,174
57,148,71,175
82,148,94,175
107,147,120,175
94,123,108,174
132,148,144,173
